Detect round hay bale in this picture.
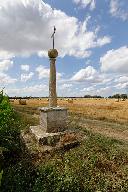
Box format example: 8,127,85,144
68,99,73,104
19,99,27,105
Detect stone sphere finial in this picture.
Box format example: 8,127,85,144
48,49,58,58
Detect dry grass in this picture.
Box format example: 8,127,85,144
12,98,128,124
59,133,77,145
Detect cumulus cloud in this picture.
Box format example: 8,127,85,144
0,72,17,84
36,65,62,79
100,46,128,73
21,65,30,72
0,58,16,85
96,36,111,47
110,0,128,21
0,59,13,71
36,65,49,79
21,72,34,82
73,0,96,10
70,65,114,88
112,75,128,92
71,66,98,82
0,0,110,59
6,84,48,96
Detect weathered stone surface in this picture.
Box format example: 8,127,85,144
21,128,84,161
39,107,68,133
30,126,67,146
49,57,57,107
20,130,53,158
48,49,58,58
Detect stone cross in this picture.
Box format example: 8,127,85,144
48,26,58,107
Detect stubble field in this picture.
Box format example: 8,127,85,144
13,98,128,123
12,98,128,142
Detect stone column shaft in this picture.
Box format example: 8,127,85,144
49,58,57,107
48,49,58,107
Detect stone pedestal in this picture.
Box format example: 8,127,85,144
39,107,68,133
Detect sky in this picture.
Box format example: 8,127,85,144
0,0,128,97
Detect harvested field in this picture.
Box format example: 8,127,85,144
13,98,128,124
12,98,128,143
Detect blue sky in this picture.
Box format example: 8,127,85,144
0,0,128,97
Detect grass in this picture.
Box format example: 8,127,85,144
1,99,127,191
35,132,128,191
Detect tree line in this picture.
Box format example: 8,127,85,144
84,93,127,99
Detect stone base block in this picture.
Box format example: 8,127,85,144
39,107,68,133
20,128,83,161
30,126,67,146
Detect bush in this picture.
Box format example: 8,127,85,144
0,91,37,192
0,91,21,168
0,91,21,174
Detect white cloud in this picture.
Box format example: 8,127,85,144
114,82,128,89
115,76,128,83
21,65,30,72
57,73,63,80
59,84,72,90
36,65,49,79
0,0,110,59
100,46,128,73
110,0,119,16
90,0,96,10
81,86,95,92
96,87,114,97
110,0,128,21
73,0,96,10
0,72,17,84
0,59,13,71
36,65,62,79
21,72,34,82
70,65,114,89
71,66,98,81
38,51,48,58
0,51,14,60
96,36,111,47
6,84,48,96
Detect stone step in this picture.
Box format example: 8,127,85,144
29,126,67,146
20,129,81,163
20,130,53,158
